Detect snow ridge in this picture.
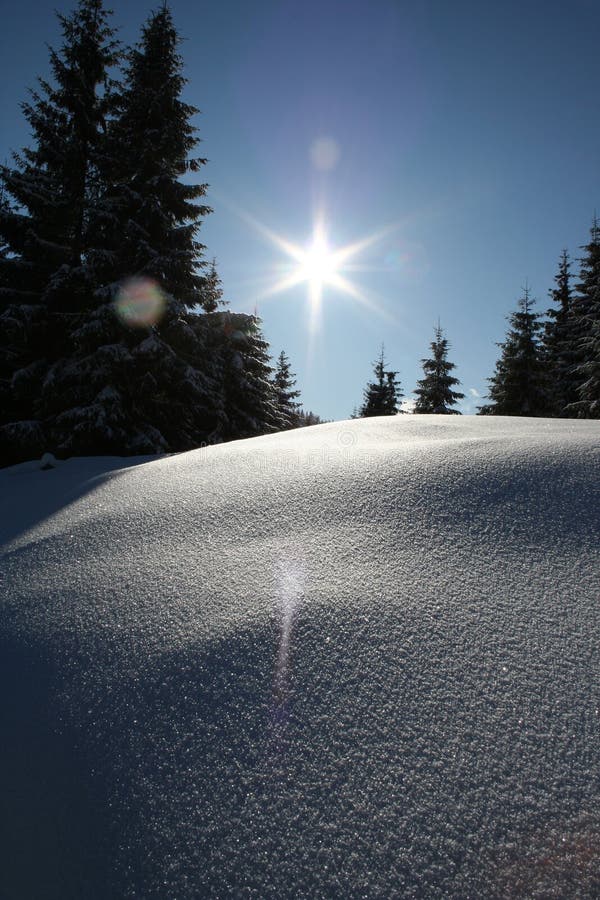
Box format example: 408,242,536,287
1,416,599,898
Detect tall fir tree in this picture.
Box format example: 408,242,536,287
0,0,119,461
414,323,464,414
273,350,301,428
479,286,546,416
543,249,573,415
566,218,600,418
43,2,234,458
0,3,281,465
0,0,119,311
93,3,211,307
26,4,219,459
358,346,402,417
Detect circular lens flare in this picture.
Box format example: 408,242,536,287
309,136,341,171
114,277,166,328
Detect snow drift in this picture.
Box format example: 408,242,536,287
1,416,599,898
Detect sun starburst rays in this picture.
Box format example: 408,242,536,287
222,198,399,335
242,212,395,330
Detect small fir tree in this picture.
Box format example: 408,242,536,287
479,286,546,416
358,346,402,417
199,260,226,313
273,350,301,428
209,313,285,441
297,409,324,426
413,324,464,414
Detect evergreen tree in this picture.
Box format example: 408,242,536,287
358,346,402,417
93,3,210,307
209,313,284,441
297,409,325,427
0,0,119,461
543,249,573,415
26,3,223,461
565,218,600,418
199,260,226,313
479,286,546,416
414,323,464,414
0,3,284,466
0,0,119,311
273,351,301,428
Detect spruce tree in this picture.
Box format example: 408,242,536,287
200,260,226,313
273,351,301,428
479,287,546,416
208,313,284,441
93,3,210,306
0,2,284,465
566,218,600,418
297,410,324,426
414,324,464,414
543,249,573,415
358,346,402,417
28,3,223,460
0,0,119,311
20,5,221,460
0,0,119,462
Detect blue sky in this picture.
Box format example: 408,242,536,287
2,0,599,418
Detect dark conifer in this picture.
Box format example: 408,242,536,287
479,286,546,416
16,4,221,460
209,313,284,440
297,409,324,426
0,0,119,462
273,351,301,428
0,0,119,311
414,324,464,414
543,249,573,415
94,4,210,308
358,346,402,417
199,260,226,313
567,218,600,418
0,3,285,465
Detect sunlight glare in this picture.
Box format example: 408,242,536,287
299,227,339,290
230,203,398,333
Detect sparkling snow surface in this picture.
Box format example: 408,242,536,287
1,416,600,898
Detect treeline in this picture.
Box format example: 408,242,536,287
0,1,315,467
2,2,597,468
356,326,463,416
356,222,600,419
480,229,600,417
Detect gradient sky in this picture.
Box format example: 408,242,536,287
2,0,599,418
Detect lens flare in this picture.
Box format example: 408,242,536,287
309,136,341,171
218,201,400,349
114,277,166,328
270,555,306,749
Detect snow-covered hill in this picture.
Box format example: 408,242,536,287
1,416,599,898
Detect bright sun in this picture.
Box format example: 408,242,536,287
297,229,339,288
235,207,395,334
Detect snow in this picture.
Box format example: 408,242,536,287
1,416,599,898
